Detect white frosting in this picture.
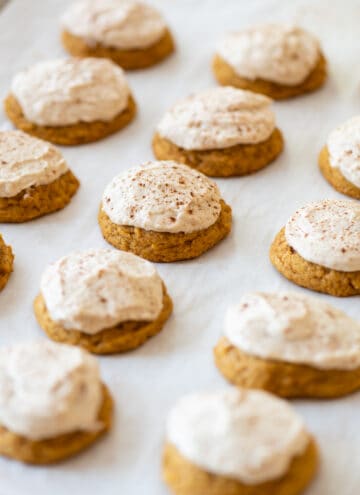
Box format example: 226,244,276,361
61,0,167,50
327,116,360,188
0,341,103,440
216,24,320,86
0,131,68,198
41,249,163,334
157,87,275,151
102,161,222,233
225,292,360,370
166,388,309,484
11,58,130,126
285,199,360,272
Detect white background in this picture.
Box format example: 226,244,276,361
0,0,359,493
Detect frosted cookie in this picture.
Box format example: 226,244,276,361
215,292,360,398
213,24,327,100
163,388,318,495
319,116,360,199
0,340,112,464
152,87,284,177
270,199,360,296
34,248,172,354
61,0,174,70
0,234,14,290
4,58,136,145
0,131,79,222
98,161,232,262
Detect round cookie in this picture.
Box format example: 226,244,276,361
270,200,360,296
98,161,232,262
4,58,136,145
153,87,284,177
163,388,318,495
0,234,14,290
0,131,79,222
213,24,327,99
61,0,174,70
0,341,112,464
34,248,173,354
319,116,360,199
214,292,360,398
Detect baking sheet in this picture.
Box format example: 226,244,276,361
0,0,359,493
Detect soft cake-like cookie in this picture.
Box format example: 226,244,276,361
319,116,360,199
0,234,14,290
270,199,360,296
34,248,173,354
98,161,232,262
152,87,284,177
214,292,360,398
163,388,318,495
61,0,174,70
4,58,136,145
213,24,327,99
0,131,79,222
0,340,112,464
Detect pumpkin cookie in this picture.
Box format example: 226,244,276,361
61,0,174,70
4,58,136,145
214,292,360,398
319,116,360,199
163,388,318,495
270,200,360,296
153,87,284,177
0,340,113,464
213,24,327,99
34,248,172,354
0,234,14,290
99,161,232,262
0,131,79,222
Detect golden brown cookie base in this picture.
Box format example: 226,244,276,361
163,440,318,495
212,53,327,100
0,384,112,464
0,234,14,290
152,129,284,177
214,337,360,398
4,94,136,146
0,171,79,223
319,146,360,199
98,200,232,262
34,285,173,354
61,29,175,70
270,228,360,296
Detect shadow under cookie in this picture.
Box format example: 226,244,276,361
319,146,360,199
162,440,318,495
0,234,14,290
61,29,175,70
98,200,232,262
214,337,360,399
0,384,112,464
152,129,284,177
212,53,327,100
270,228,360,296
33,285,173,354
4,94,136,146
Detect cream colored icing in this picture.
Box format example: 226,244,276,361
327,116,360,188
11,58,130,126
285,199,360,272
0,341,103,440
40,248,163,334
61,0,167,50
101,161,222,233
216,24,320,86
166,388,309,484
225,292,360,370
157,87,275,150
0,131,68,198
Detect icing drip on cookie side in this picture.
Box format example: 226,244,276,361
166,388,309,484
225,292,360,370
